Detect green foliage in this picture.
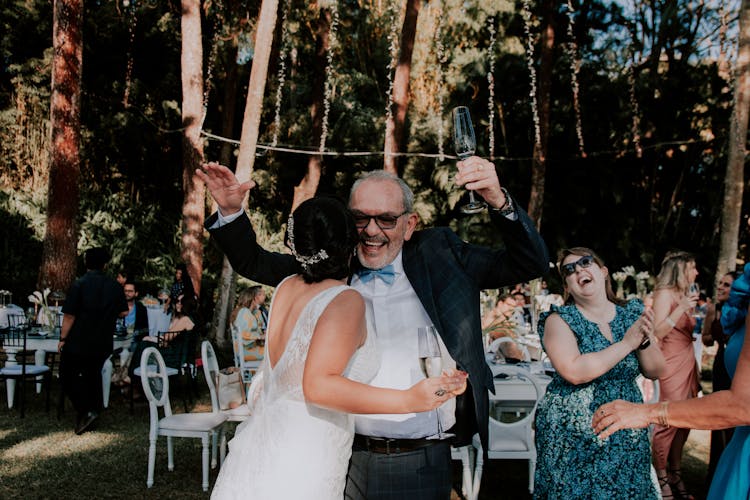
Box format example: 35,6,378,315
0,0,747,303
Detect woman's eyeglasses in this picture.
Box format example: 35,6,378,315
560,255,595,277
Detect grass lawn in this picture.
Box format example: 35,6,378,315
1,373,710,499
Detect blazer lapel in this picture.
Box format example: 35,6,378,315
402,241,443,335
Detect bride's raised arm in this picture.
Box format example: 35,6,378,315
302,289,466,414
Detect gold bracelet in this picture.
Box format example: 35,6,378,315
665,316,677,329
657,401,670,428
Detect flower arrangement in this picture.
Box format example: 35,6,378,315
28,288,54,327
612,267,651,299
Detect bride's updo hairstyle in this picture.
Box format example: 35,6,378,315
286,196,358,284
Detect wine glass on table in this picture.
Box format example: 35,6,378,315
452,106,487,214
417,325,453,439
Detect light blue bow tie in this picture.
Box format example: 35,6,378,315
356,265,396,285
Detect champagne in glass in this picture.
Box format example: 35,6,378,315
417,325,453,439
452,106,487,214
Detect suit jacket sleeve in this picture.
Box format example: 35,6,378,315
205,211,301,287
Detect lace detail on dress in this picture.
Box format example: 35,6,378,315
211,278,379,500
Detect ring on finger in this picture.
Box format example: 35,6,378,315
434,389,446,397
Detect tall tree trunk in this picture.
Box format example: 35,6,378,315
292,4,329,210
39,0,83,293
717,0,750,284
235,0,278,184
210,0,278,346
180,0,206,298
527,0,554,229
211,41,241,349
383,0,420,175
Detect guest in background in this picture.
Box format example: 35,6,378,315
534,247,664,499
141,293,195,345
701,271,736,486
594,263,750,500
116,269,129,287
651,250,700,499
512,290,532,326
123,279,149,340
111,279,151,387
167,263,196,313
231,287,266,363
58,248,127,435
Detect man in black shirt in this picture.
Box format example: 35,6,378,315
58,248,127,434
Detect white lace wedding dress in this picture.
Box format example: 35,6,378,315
211,280,379,500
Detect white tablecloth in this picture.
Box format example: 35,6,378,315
0,305,25,328
146,306,171,336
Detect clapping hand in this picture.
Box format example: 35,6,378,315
196,162,256,216
623,307,654,351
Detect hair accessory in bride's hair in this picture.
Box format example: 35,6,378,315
287,213,329,271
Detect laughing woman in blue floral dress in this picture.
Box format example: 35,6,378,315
534,247,666,499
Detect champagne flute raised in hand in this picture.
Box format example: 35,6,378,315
452,106,487,214
417,326,453,439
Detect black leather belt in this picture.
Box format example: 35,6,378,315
353,434,438,455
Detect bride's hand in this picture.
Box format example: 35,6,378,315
407,370,468,413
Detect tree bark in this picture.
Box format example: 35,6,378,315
39,0,83,293
235,0,278,185
717,0,750,285
292,5,329,210
180,0,206,298
383,0,420,175
210,0,278,345
211,41,241,349
527,0,554,230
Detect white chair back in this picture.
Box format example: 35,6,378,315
472,364,543,498
201,341,220,413
140,347,172,420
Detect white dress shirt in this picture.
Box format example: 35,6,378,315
351,251,456,439
212,210,458,438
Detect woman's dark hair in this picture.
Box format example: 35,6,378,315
286,196,358,284
176,293,196,319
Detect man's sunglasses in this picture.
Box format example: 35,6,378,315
560,255,595,277
351,210,408,230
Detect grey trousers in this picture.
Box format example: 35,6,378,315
344,441,452,500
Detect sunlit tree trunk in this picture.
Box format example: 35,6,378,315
383,0,420,175
211,0,278,345
292,4,328,210
527,0,554,229
717,0,750,284
235,0,277,184
180,0,205,298
39,0,83,293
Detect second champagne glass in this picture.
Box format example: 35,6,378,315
452,106,487,214
417,325,453,439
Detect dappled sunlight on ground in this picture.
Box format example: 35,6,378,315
1,431,123,476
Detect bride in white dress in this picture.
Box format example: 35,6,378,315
211,197,465,500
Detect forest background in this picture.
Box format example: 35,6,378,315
1,0,748,347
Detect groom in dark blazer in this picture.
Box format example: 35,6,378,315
198,156,549,499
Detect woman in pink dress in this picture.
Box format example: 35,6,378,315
651,251,700,499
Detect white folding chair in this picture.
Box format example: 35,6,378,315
451,445,475,499
140,347,227,491
472,364,544,498
201,340,251,422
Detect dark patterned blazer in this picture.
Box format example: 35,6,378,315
205,201,549,450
